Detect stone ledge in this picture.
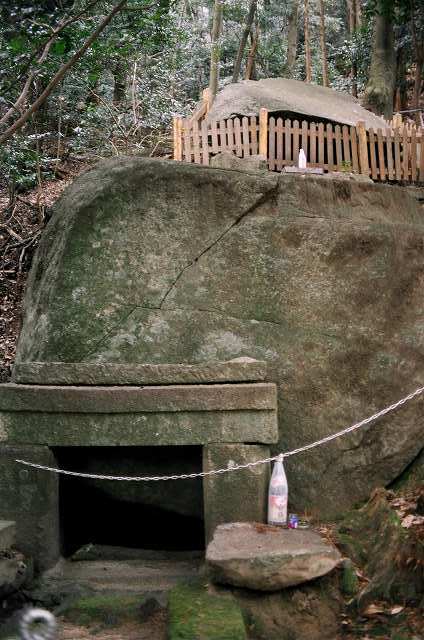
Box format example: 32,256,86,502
0,382,277,414
0,410,279,445
12,358,267,386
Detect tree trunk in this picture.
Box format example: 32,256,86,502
394,47,408,113
209,0,224,101
347,0,358,97
410,0,424,113
113,61,126,103
413,58,423,112
245,25,259,80
283,0,299,78
232,0,256,83
363,9,396,119
319,0,329,87
304,0,312,83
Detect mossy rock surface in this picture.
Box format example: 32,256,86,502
168,583,246,640
15,156,424,517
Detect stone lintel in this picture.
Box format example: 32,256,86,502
0,382,277,414
0,409,279,446
12,359,268,386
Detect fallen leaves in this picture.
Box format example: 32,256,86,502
401,514,424,529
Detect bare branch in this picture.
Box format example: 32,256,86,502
0,0,130,144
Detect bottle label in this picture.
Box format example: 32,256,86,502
268,494,288,525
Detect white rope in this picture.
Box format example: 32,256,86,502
15,384,424,482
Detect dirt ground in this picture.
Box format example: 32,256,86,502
59,613,167,640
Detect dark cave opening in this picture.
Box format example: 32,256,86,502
54,446,205,557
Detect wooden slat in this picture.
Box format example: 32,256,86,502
259,108,268,157
242,117,250,157
402,125,409,181
219,119,227,152
318,122,325,167
334,125,342,170
201,120,209,165
285,118,292,164
234,117,242,157
376,128,385,181
357,121,369,176
192,122,201,164
411,128,417,182
386,128,394,180
420,131,424,182
226,118,234,153
301,120,308,161
342,126,351,167
394,128,402,181
326,123,334,171
310,123,317,164
350,126,359,173
183,120,191,163
368,128,378,180
276,117,283,170
293,120,300,165
250,116,258,154
269,116,276,171
173,116,183,161
211,120,219,154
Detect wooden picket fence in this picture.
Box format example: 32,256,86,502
173,108,424,183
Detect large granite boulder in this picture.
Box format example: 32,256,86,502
14,157,424,517
206,522,341,590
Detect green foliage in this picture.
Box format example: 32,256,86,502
0,135,53,192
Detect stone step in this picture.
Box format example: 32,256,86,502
206,522,342,591
0,521,16,550
168,583,246,640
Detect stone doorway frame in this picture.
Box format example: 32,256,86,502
0,360,278,572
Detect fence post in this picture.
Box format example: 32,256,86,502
392,112,402,129
202,88,212,115
356,121,369,176
259,108,268,158
173,116,183,161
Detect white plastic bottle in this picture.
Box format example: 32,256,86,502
298,148,307,169
268,454,288,526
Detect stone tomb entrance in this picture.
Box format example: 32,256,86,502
56,445,205,556
0,359,278,571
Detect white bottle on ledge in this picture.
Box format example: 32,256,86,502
268,454,288,526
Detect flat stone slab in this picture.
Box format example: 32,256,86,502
0,382,276,414
0,521,16,550
206,522,342,591
12,358,267,386
0,409,278,445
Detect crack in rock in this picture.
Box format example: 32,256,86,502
158,181,280,308
82,305,139,358
138,303,285,328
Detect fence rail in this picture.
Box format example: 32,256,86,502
173,108,424,184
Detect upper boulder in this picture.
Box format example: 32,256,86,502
206,78,387,130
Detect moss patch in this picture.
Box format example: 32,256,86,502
62,594,142,627
168,584,246,640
